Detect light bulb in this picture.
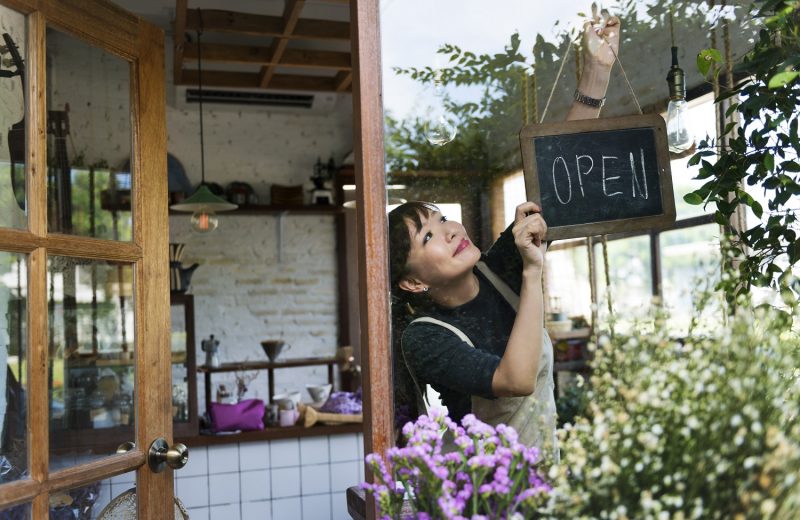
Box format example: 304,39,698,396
191,211,218,233
423,69,458,146
666,97,692,153
665,46,692,154
424,114,458,146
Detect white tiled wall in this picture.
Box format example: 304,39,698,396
176,432,363,520
87,432,362,519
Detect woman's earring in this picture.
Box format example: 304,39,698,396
423,287,429,292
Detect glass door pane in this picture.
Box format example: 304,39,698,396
0,7,27,229
48,257,135,470
45,27,133,239
0,252,27,484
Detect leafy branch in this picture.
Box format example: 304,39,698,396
684,0,800,305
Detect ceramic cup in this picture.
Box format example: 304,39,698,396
279,409,299,427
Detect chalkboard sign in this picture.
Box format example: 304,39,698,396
519,114,675,240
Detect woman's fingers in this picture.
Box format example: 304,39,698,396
513,213,548,247
514,201,541,223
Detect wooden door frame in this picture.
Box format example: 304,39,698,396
0,1,170,517
350,1,392,517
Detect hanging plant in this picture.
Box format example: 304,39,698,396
684,0,800,305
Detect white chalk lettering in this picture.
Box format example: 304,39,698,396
575,154,593,197
601,155,622,197
552,156,572,204
630,148,649,199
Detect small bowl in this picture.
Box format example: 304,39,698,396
261,340,290,362
273,391,302,409
305,383,332,404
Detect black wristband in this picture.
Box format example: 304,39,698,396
574,89,606,108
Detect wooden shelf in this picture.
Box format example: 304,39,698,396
198,356,337,373
177,422,362,446
169,204,343,216
199,356,338,416
549,327,591,342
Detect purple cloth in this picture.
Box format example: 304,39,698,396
319,389,362,415
209,399,265,433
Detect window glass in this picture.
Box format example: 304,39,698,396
660,224,724,336
593,236,652,335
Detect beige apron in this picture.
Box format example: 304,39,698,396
402,262,558,459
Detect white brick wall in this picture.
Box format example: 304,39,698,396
171,213,342,411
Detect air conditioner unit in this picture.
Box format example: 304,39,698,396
169,86,340,114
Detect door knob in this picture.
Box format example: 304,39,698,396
116,441,136,454
147,438,189,473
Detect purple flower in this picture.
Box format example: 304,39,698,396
362,411,551,518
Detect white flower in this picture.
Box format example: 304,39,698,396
760,499,777,515
731,414,742,427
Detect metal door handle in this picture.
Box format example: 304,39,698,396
116,441,136,454
148,438,189,473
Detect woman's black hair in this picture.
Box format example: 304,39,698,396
387,201,439,437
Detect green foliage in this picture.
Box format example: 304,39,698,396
555,382,589,428
684,1,800,303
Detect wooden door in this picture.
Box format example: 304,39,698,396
0,0,172,517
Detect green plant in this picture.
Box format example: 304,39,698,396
684,0,800,303
555,382,589,429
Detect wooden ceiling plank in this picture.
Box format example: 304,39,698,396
185,9,350,41
183,42,351,69
181,69,339,92
259,0,306,88
173,0,187,84
334,70,352,91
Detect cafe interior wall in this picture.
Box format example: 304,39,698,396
44,29,355,415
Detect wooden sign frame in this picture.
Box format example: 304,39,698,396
519,114,675,240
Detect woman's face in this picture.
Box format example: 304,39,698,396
401,210,481,291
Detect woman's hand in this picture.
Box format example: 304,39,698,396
512,202,547,271
583,3,621,71
568,4,621,120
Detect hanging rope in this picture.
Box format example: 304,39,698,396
601,234,615,336
587,237,597,333
539,35,574,122
531,68,538,124
523,70,530,125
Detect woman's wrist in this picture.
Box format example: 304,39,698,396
521,265,543,282
577,63,612,99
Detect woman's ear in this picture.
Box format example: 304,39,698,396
398,277,428,294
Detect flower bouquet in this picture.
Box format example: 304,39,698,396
546,304,800,519
362,409,550,519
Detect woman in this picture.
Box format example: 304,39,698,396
390,11,620,457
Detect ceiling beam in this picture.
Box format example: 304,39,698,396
334,70,352,92
259,0,306,88
184,8,349,41
180,69,349,93
183,42,351,70
173,0,187,85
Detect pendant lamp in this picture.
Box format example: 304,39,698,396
170,9,237,232
665,10,693,155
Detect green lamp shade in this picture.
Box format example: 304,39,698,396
170,185,237,212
